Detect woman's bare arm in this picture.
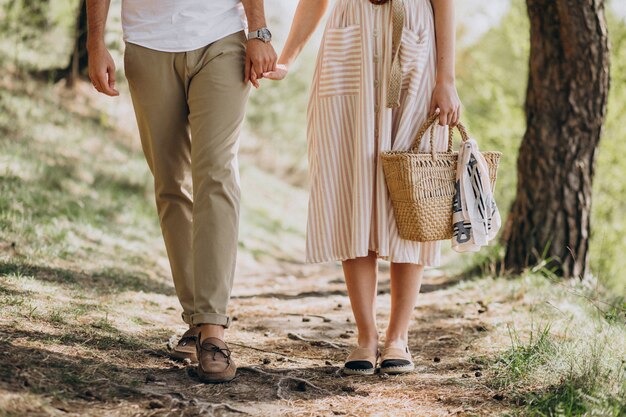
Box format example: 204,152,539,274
429,0,461,126
264,0,329,80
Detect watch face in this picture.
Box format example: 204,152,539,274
261,28,272,41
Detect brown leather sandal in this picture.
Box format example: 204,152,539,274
343,347,380,376
196,335,237,383
169,327,200,363
380,346,415,375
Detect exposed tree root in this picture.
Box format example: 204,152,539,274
287,333,348,350
239,366,333,401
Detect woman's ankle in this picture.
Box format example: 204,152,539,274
356,333,379,351
384,334,408,349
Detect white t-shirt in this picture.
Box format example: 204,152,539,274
122,0,246,53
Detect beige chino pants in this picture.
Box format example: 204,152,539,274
124,31,250,328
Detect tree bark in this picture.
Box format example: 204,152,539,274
64,0,88,86
502,0,610,278
33,0,88,84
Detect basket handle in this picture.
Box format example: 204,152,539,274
410,113,471,159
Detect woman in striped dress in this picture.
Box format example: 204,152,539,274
264,0,460,375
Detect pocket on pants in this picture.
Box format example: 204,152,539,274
319,25,363,97
123,42,137,82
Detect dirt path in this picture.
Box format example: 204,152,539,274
1,256,512,417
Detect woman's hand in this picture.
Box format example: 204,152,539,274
263,64,289,81
429,81,462,127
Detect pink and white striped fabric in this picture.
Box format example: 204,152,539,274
306,0,448,266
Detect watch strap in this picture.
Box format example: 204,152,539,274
247,28,271,42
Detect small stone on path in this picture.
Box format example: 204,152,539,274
148,400,164,409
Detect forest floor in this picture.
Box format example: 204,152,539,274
0,254,520,417
1,74,624,417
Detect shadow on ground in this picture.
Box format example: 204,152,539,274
233,275,466,300
0,261,175,296
0,326,353,417
0,265,503,416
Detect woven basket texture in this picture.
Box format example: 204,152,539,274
381,114,501,242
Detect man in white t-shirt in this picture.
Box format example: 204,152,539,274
86,0,277,383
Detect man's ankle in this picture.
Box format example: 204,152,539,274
197,324,225,342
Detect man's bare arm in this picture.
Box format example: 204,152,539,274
240,0,266,32
86,0,119,96
240,0,277,87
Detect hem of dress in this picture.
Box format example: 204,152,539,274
305,248,441,267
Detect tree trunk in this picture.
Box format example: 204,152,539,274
64,0,88,86
502,0,610,278
33,0,87,84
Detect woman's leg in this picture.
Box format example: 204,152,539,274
343,251,379,351
385,263,424,348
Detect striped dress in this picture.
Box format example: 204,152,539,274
306,0,448,266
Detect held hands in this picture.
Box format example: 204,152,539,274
263,64,289,81
245,39,278,88
87,44,119,97
429,80,461,127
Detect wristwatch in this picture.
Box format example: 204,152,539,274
247,27,272,43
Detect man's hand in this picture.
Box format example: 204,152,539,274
87,44,119,97
244,40,277,88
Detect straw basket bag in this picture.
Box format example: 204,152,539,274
381,113,501,242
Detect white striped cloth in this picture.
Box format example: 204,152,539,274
306,0,447,265
451,139,501,253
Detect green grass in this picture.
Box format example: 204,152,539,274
91,315,117,332
486,275,626,417
491,324,555,389
0,75,163,281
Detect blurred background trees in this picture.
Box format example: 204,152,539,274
0,0,88,82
